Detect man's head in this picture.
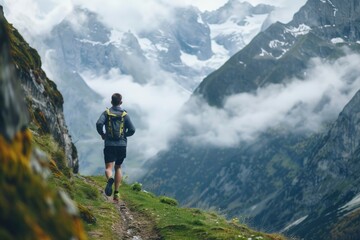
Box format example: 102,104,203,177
111,93,122,106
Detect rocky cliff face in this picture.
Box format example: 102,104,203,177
292,0,360,37
270,90,360,239
0,6,28,140
5,8,78,171
0,7,86,239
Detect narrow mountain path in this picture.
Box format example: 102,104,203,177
83,177,160,240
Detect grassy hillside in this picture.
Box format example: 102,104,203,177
30,128,285,240
34,131,284,239
62,175,286,240
116,180,285,240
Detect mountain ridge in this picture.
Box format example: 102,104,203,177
141,0,360,239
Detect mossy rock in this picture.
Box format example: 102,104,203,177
0,130,87,240
78,204,97,224
131,182,142,192
159,196,178,206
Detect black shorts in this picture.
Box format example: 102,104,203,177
104,146,127,166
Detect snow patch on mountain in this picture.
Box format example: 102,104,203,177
285,24,312,37
319,0,338,16
331,37,345,44
339,193,360,214
241,14,270,43
259,48,271,57
269,40,288,48
282,216,308,232
209,13,269,55
180,39,229,81
77,38,107,46
109,29,126,48
258,46,288,60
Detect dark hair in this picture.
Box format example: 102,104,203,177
111,93,122,106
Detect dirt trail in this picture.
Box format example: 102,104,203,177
84,177,160,240
114,199,159,240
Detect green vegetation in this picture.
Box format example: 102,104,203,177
30,131,117,239
88,176,285,240
330,208,360,239
0,130,86,240
131,182,143,191
159,196,179,206
7,23,41,71
56,175,119,240
6,21,63,108
32,133,71,177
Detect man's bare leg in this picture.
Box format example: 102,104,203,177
104,162,115,196
105,162,114,180
114,164,122,192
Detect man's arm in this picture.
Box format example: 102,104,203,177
96,112,106,138
124,115,135,137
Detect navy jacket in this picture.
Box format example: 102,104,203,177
96,106,135,146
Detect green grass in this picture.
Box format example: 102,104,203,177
31,134,284,240
7,20,64,108
89,176,285,240
71,176,119,240
48,174,120,240
31,133,118,239
31,132,285,240
32,133,70,177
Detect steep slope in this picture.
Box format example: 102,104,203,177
0,7,86,239
142,0,360,238
5,7,78,171
272,90,360,239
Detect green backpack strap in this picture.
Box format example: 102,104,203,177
105,109,114,138
105,109,127,138
119,111,127,136
105,108,117,117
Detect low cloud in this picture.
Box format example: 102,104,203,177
80,67,189,164
182,52,360,147
82,52,360,162
0,0,72,38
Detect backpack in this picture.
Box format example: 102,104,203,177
105,108,127,140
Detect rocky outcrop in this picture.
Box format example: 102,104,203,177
5,8,78,171
0,6,28,141
278,90,360,239
0,7,86,239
